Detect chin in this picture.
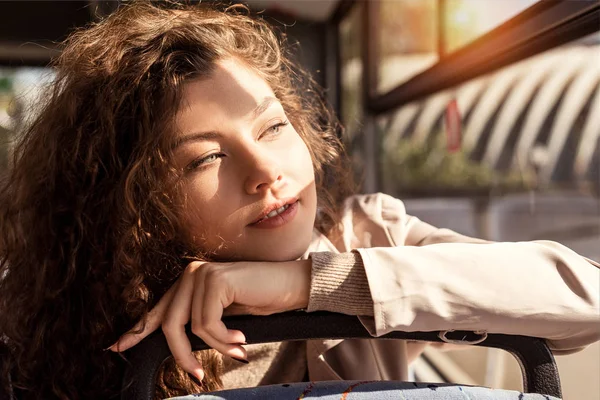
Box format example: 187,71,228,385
213,241,309,262
251,243,310,262
245,231,313,262
269,248,308,262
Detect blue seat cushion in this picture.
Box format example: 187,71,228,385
169,380,560,399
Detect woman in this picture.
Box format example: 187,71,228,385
0,2,598,399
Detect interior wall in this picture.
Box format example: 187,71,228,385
270,19,327,89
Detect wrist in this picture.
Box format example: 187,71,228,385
288,258,311,310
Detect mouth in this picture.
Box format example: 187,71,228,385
249,198,299,226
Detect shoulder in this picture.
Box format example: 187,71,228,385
343,192,407,219
339,193,435,248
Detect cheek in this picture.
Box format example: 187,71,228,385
183,177,218,219
289,134,316,183
187,178,215,202
293,138,318,211
180,177,224,239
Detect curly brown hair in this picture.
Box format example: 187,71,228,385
0,2,353,399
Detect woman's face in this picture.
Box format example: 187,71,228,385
173,59,317,262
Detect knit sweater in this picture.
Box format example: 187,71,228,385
221,251,373,389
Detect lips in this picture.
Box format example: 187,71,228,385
249,198,298,226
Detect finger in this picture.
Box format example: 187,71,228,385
162,265,205,380
191,268,247,359
204,284,246,345
193,273,246,360
109,278,180,352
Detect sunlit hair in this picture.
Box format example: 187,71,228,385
0,2,353,399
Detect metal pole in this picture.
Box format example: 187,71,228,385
361,0,381,193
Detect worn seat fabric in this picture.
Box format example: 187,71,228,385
169,380,560,400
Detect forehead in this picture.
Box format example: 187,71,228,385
177,59,277,132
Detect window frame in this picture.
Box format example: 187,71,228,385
334,0,600,193
367,0,600,113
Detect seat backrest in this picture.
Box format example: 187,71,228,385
120,311,562,400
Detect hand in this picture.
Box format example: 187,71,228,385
109,259,311,381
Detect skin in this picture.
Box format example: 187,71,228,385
174,58,317,262
110,59,316,381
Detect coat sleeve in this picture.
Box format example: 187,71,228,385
356,194,600,355
307,193,600,355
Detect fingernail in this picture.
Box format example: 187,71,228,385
236,342,248,345
187,372,203,386
232,357,249,364
104,343,118,352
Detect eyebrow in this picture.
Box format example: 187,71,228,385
174,96,280,149
251,96,279,120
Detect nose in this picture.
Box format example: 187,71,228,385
243,147,284,195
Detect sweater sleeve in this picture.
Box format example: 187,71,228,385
306,251,374,316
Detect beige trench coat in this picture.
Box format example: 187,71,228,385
303,193,600,382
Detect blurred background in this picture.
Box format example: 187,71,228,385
1,0,599,398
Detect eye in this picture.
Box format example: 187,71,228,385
261,120,289,139
187,153,224,171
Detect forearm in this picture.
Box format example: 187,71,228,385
357,240,599,353
302,240,599,354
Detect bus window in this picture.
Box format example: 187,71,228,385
375,0,542,94
377,0,438,93
340,1,364,144
378,32,600,201
444,0,541,53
